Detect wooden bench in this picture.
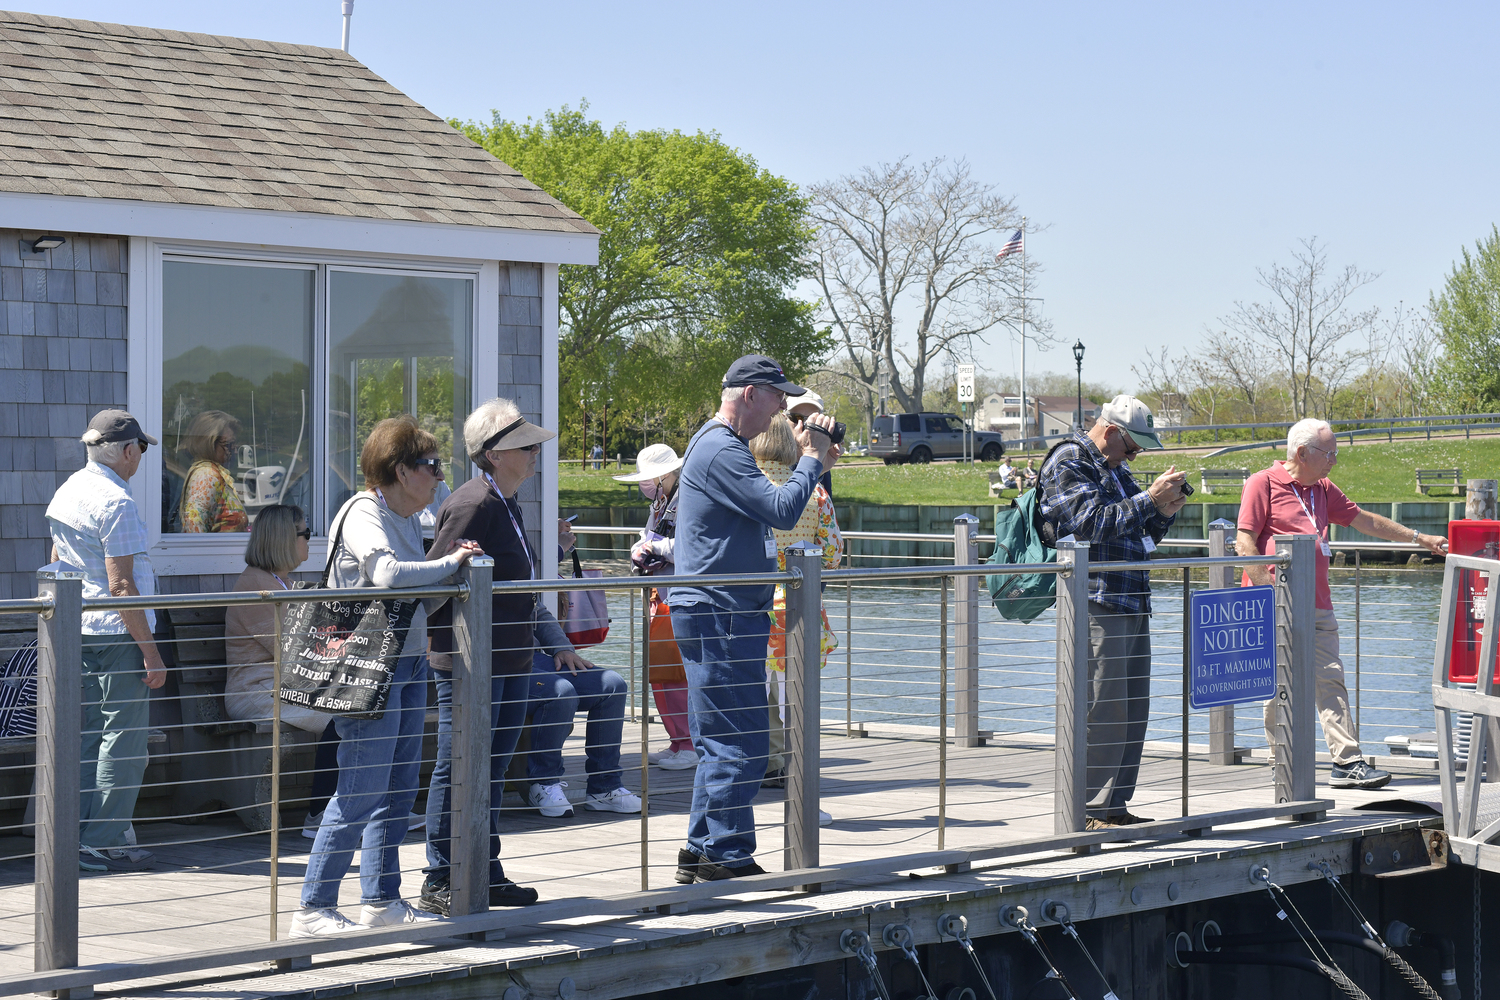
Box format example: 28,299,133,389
1416,468,1465,495
159,605,324,832
1200,469,1250,495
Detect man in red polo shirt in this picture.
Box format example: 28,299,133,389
1237,418,1448,789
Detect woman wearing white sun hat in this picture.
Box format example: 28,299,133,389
786,390,834,499
614,444,697,769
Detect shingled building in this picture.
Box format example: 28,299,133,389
0,10,598,597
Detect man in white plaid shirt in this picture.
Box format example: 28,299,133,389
46,409,164,872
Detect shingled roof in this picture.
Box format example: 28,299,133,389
0,10,597,235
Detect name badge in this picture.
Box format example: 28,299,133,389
1321,539,1332,557
765,536,778,558
1142,537,1157,554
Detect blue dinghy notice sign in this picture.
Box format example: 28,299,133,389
1189,585,1276,709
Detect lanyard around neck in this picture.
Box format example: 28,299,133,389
485,473,535,579
1288,480,1321,533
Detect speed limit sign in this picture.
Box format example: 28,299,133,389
957,364,975,402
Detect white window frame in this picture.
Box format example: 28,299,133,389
130,237,499,577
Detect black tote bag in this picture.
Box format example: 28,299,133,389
278,497,419,720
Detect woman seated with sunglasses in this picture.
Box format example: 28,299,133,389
225,505,344,835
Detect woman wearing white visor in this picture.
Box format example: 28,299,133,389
614,445,697,769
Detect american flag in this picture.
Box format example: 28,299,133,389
995,228,1024,262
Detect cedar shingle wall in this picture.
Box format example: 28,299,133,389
0,238,546,598
0,228,129,600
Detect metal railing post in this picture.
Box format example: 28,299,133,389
783,548,822,881
1207,519,1238,765
952,514,981,747
1272,535,1317,810
35,567,83,979
1054,540,1089,835
450,556,493,919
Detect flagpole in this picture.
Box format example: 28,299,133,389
1019,216,1027,452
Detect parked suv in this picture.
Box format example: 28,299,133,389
869,412,1005,464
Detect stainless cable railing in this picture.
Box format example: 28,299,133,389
6,534,1331,996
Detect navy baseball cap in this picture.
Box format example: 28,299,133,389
721,354,807,395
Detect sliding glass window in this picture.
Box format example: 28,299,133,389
326,269,474,524
160,260,316,535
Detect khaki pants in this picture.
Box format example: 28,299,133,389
1262,606,1361,766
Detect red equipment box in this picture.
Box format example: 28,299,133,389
1448,519,1500,684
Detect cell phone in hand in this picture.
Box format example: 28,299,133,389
564,514,579,522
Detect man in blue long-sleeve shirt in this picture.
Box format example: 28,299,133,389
668,355,840,882
1038,395,1188,829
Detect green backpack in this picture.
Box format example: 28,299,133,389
985,487,1057,623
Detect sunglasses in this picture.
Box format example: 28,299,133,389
1118,428,1143,458
135,439,149,455
295,527,312,541
411,458,444,475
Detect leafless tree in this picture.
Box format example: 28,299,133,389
1130,345,1185,408
809,157,1051,414
1221,237,1380,420
1198,330,1282,430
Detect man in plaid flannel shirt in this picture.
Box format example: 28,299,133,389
1038,395,1189,829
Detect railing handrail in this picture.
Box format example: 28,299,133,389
58,553,1319,613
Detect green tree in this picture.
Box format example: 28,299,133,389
1430,225,1500,410
455,104,829,453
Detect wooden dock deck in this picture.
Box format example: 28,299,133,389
0,721,1444,998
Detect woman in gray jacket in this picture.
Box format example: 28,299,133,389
291,416,480,938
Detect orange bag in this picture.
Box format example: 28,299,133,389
647,588,685,684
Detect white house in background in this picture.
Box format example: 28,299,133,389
0,11,598,595
974,392,1098,441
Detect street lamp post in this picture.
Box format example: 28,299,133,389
1072,340,1086,430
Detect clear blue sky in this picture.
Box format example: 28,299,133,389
22,1,1500,394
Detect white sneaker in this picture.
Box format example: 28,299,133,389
359,899,445,928
657,748,699,770
819,809,833,827
302,811,323,840
585,786,642,813
528,781,574,818
289,907,359,937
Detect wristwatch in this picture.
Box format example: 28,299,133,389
1411,528,1420,545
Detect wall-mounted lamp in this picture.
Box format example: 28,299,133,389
20,235,67,256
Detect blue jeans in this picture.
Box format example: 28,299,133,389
673,602,771,867
79,633,150,849
424,669,530,884
526,652,627,796
300,653,428,909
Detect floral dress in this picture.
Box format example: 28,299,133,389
180,460,249,533
760,460,842,671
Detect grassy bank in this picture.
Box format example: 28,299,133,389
559,437,1500,509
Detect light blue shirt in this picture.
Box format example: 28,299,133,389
46,462,156,635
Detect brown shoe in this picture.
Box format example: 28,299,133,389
1084,817,1112,831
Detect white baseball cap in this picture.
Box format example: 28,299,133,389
1097,395,1165,449
788,390,825,418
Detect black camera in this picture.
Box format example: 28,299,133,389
806,420,847,446
1180,481,1195,497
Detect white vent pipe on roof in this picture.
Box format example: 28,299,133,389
340,0,354,52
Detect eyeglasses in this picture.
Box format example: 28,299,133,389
1307,444,1338,460
411,457,444,475
295,527,312,541
1118,428,1143,459
217,437,237,451
135,439,149,455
